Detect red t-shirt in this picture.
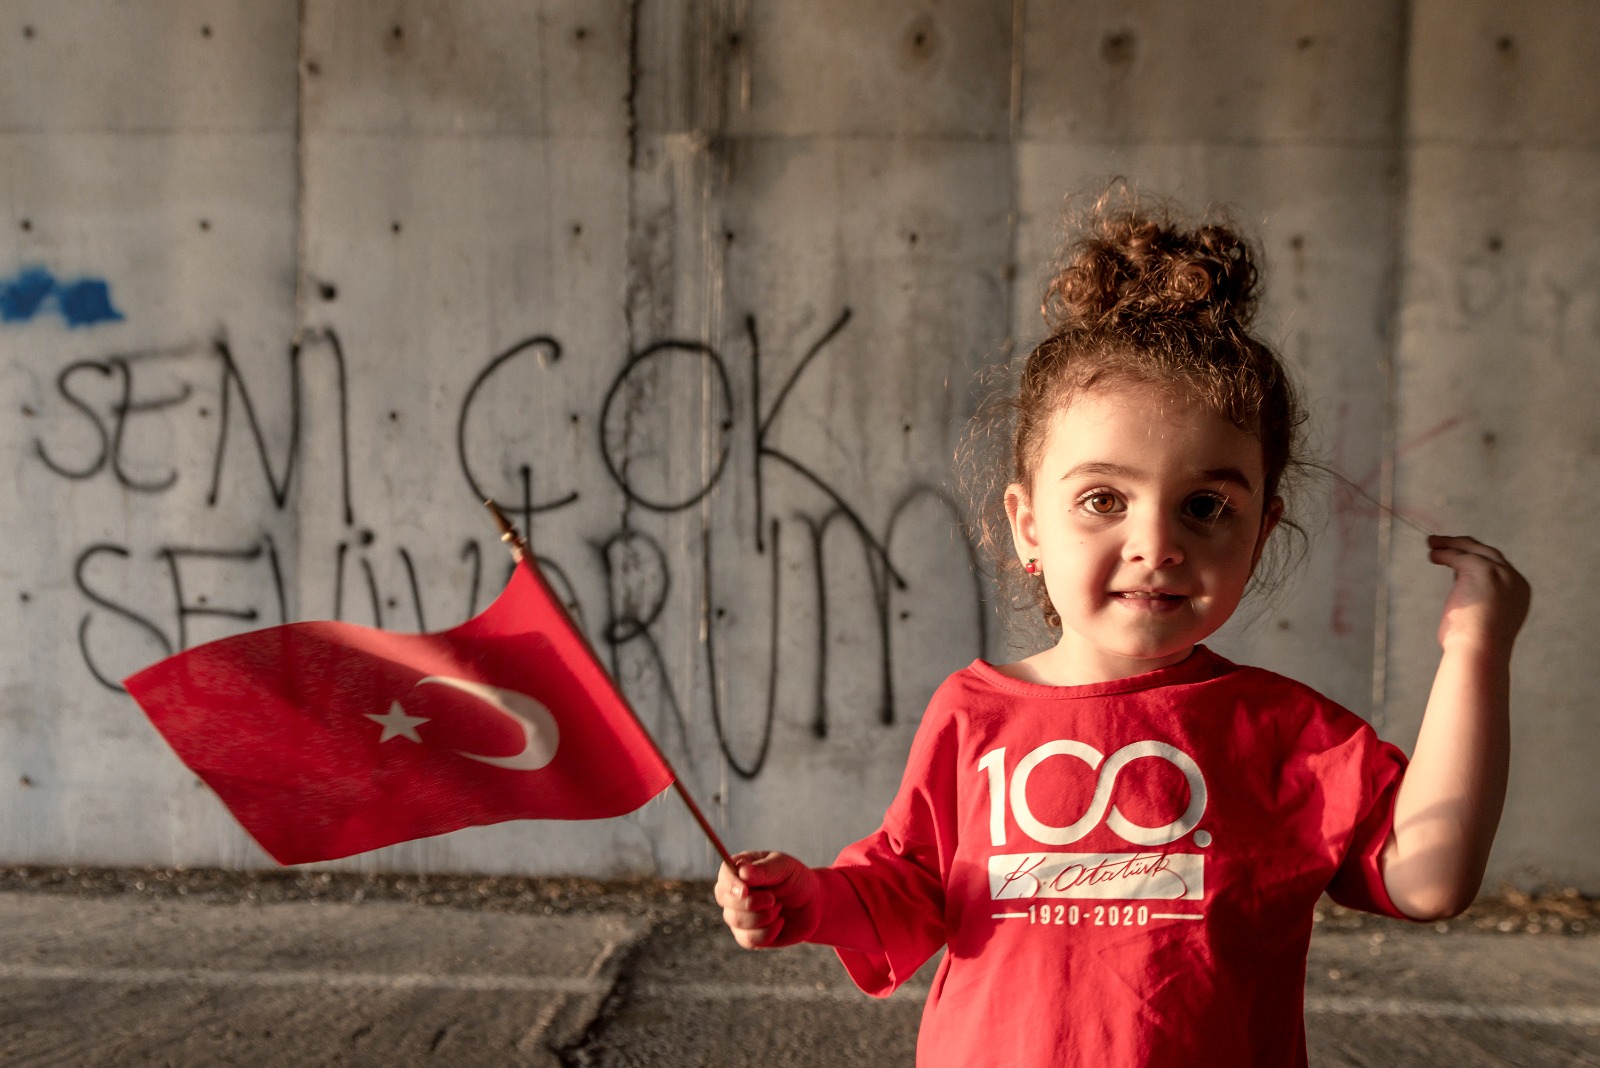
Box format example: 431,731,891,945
827,647,1408,1067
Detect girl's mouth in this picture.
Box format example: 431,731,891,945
1111,591,1187,610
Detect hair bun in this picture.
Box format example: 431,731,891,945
1042,190,1260,333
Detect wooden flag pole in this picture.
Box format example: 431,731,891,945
484,499,736,872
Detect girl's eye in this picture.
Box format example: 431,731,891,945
1081,492,1122,515
1184,494,1232,522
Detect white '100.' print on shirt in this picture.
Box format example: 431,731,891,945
979,741,1208,902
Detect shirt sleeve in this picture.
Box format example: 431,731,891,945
1324,723,1411,919
822,700,960,997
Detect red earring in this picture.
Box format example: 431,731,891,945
1024,558,1039,575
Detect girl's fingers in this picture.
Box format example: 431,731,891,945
723,902,780,931
1425,534,1531,648
724,889,773,913
732,917,784,950
722,898,785,949
713,851,768,908
716,859,779,932
1427,534,1509,566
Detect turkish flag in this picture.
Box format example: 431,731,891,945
123,563,674,865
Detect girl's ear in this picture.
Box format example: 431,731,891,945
1251,496,1284,571
1006,483,1037,559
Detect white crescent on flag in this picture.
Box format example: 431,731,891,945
413,676,560,771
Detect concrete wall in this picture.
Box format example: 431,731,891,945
0,1,1593,888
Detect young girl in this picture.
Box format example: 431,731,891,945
714,190,1530,1066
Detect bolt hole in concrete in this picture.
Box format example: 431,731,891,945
1102,30,1136,63
903,15,936,61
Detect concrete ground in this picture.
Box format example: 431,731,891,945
0,869,1595,1066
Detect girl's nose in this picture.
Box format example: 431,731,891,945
1122,512,1184,569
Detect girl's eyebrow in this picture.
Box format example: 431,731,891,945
1060,461,1139,481
1061,461,1256,493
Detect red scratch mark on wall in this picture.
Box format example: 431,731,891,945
1328,412,1463,635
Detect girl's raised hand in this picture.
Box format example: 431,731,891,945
1426,535,1531,653
714,850,823,950
1382,534,1529,918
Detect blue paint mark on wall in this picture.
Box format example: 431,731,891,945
1,267,124,328
0,269,56,321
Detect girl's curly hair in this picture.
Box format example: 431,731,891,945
961,183,1306,633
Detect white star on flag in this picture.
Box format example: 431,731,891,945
365,701,429,744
